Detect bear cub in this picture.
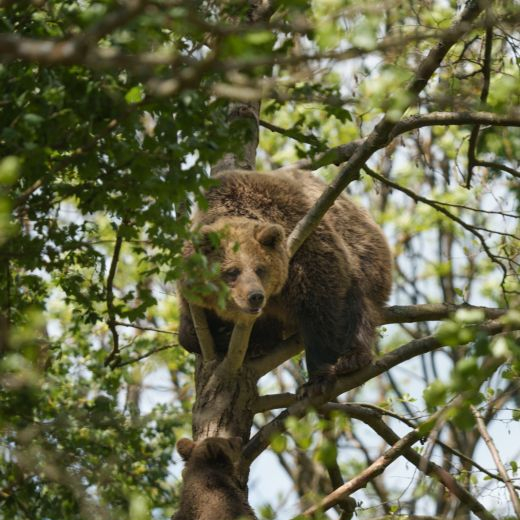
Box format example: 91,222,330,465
172,437,256,520
178,169,392,378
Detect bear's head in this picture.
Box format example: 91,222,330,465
177,436,243,472
194,217,289,322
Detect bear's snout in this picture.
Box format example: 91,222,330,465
247,290,265,309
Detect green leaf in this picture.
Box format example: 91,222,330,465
423,380,447,411
23,113,45,125
0,156,20,184
125,85,145,104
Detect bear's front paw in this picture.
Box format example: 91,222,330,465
297,374,337,400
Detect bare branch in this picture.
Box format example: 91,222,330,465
380,303,507,324
286,167,359,257
297,427,422,518
329,404,499,520
471,405,520,517
467,19,494,188
104,228,124,367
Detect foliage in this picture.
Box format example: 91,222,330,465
0,1,519,520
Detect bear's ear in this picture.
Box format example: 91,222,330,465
256,224,285,249
177,438,195,461
226,436,243,456
202,437,242,462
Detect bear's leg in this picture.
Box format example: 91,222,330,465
334,285,376,375
301,284,376,379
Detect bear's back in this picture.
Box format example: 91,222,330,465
195,169,392,306
194,170,312,230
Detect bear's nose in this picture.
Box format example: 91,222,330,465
248,291,264,307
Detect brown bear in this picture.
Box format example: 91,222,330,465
172,437,257,520
178,169,392,378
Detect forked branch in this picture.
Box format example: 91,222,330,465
333,404,498,520
284,0,486,257
244,319,513,463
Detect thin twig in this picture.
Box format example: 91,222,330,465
111,344,175,368
380,303,507,324
104,228,124,367
362,164,508,276
112,320,178,335
471,405,520,517
467,21,493,188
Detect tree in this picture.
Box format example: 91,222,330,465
0,1,519,519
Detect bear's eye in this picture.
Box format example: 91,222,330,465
255,266,267,278
223,267,240,282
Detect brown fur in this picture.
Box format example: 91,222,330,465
172,437,257,520
178,169,392,377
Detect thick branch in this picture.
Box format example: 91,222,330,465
220,320,255,375
391,110,520,137
380,303,507,324
251,304,507,395
249,334,302,377
188,304,216,361
254,392,297,413
282,110,520,172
